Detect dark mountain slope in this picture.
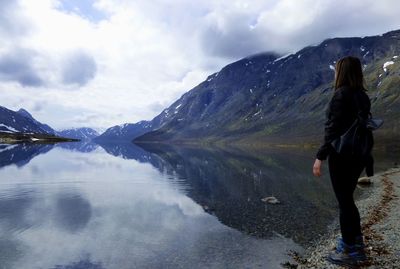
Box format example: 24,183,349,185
135,30,400,144
0,106,54,134
0,106,78,143
16,109,56,134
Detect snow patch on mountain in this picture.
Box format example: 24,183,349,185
0,124,18,133
383,61,395,72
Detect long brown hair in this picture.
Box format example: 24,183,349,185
334,56,366,91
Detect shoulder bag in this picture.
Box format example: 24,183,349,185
330,92,383,157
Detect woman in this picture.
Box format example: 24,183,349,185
313,56,372,267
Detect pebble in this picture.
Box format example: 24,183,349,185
261,196,280,204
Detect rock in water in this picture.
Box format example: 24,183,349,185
358,177,372,185
261,196,280,204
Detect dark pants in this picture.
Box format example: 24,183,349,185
328,151,365,245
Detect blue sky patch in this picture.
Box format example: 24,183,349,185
57,0,108,23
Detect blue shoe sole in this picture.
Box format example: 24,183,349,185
326,256,365,268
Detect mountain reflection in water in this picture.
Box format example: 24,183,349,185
0,141,398,269
135,143,338,244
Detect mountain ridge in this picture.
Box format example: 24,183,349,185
58,128,99,140
16,108,56,135
0,106,81,143
0,106,55,135
133,29,400,144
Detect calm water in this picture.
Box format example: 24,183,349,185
0,142,398,269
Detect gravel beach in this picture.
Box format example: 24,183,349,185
284,167,400,269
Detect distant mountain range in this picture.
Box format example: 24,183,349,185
0,106,98,142
96,29,400,145
58,128,99,140
94,121,155,142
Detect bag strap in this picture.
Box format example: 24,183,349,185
352,90,371,121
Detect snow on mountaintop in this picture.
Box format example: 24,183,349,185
273,53,293,63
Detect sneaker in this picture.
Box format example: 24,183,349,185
327,246,367,268
336,236,365,253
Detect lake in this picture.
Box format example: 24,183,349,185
0,141,398,269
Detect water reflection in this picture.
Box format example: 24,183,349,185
55,193,92,233
51,259,106,269
0,141,398,269
0,189,36,233
136,144,338,244
96,142,162,167
57,142,98,153
0,142,304,269
0,143,52,168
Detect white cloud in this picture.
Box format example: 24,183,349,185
1,0,400,130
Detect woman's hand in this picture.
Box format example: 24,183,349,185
313,159,322,177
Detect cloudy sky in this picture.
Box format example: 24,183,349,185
1,0,399,131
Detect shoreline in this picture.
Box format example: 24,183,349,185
284,167,400,268
0,132,79,144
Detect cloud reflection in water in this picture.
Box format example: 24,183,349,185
0,143,302,269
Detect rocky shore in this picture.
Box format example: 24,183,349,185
284,167,400,269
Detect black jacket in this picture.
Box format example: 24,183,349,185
316,86,371,161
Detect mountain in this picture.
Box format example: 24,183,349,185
0,106,78,143
58,128,99,140
94,120,158,142
132,29,400,145
95,101,192,141
16,109,56,134
0,106,55,134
